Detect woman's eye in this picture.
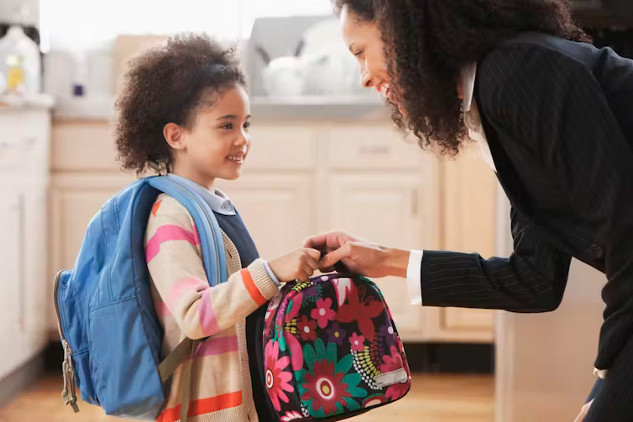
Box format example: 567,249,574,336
354,50,364,58
243,121,251,129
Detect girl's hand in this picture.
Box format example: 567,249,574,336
303,230,409,278
269,248,321,283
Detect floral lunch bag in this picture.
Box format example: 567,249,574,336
263,273,411,421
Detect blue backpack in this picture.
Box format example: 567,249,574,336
54,176,227,420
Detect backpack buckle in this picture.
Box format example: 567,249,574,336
61,340,79,413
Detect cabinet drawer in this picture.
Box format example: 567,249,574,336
442,308,495,332
326,126,425,170
52,121,118,171
246,125,317,170
0,110,49,173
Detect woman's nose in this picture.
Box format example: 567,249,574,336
361,69,373,88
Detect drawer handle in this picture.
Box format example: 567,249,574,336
0,137,37,159
359,145,391,156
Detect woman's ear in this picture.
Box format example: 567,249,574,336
163,123,186,151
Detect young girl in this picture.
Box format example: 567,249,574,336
115,34,320,422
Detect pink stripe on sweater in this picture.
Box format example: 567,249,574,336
146,225,200,262
166,277,208,310
192,224,200,245
195,336,239,357
199,288,220,335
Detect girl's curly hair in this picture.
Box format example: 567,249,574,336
333,0,590,156
115,33,246,174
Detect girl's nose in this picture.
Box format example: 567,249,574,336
236,130,249,145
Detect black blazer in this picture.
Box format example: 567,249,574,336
420,32,633,370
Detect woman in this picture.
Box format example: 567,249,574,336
304,1,633,420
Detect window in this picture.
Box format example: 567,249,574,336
40,0,334,51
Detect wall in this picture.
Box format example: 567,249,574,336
0,0,39,26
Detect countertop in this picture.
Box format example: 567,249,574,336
52,94,393,122
0,94,54,110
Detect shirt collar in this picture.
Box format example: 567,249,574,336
460,62,477,113
166,174,236,216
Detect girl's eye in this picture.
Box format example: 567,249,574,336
222,123,234,130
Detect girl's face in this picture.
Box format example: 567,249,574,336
171,85,252,190
340,5,402,112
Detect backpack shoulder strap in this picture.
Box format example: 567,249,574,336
147,176,227,286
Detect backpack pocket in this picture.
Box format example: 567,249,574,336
88,298,165,419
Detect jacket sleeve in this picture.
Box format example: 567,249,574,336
145,195,279,339
421,206,572,312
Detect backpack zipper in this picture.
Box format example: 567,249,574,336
54,270,80,413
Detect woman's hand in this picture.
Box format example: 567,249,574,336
302,230,410,278
573,399,593,422
268,248,321,283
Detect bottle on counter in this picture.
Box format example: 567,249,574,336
0,6,41,96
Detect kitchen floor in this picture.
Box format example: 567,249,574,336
0,373,493,422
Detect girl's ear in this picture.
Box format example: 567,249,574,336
163,123,186,151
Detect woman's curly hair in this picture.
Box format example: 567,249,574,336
115,33,246,174
333,0,590,156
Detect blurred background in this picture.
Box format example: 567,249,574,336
0,1,632,421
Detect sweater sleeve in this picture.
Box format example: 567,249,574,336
145,195,279,339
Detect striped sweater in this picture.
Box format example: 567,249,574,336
145,193,280,422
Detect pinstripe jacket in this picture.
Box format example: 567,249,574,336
420,32,633,370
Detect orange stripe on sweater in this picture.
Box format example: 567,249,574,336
151,200,162,216
241,269,266,306
157,391,242,422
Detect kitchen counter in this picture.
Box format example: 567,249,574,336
52,95,392,122
0,94,54,110
250,95,391,121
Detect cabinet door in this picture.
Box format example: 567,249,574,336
22,189,49,336
0,190,24,378
435,145,497,342
325,173,435,341
216,173,315,261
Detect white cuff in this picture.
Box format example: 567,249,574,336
593,367,608,379
406,250,424,305
262,261,281,286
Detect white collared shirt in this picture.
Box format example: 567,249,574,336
406,63,495,305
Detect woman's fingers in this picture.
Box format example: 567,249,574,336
302,232,338,249
320,244,352,269
574,399,593,422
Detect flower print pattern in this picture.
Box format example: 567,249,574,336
311,298,335,329
263,275,411,419
264,340,294,411
349,332,365,352
326,322,347,345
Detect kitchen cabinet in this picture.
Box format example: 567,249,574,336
48,117,497,344
0,103,51,380
216,174,315,260
325,173,430,340
425,144,497,343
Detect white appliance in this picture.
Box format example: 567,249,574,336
494,190,606,421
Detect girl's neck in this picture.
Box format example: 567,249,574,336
170,164,215,192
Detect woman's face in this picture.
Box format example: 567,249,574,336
340,5,401,110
